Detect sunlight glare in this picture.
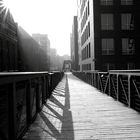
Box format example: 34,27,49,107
0,0,10,21
0,0,77,56
2,0,18,15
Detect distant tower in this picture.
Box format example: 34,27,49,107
32,34,50,54
32,34,50,70
71,16,79,71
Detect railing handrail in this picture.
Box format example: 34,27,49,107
0,71,64,140
0,71,49,76
109,70,140,73
73,70,140,113
109,70,140,76
72,70,140,76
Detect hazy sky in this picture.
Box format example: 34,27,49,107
5,0,77,56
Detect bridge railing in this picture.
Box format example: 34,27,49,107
73,70,140,112
0,71,64,140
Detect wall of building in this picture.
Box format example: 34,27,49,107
94,0,139,71
32,33,50,71
71,16,79,71
78,0,95,71
78,0,140,72
0,9,18,72
17,26,49,71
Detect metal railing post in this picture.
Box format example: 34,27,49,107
42,76,46,104
108,73,111,96
94,72,96,87
129,76,135,109
46,75,49,99
8,82,17,140
36,78,41,112
91,73,93,85
48,73,53,97
117,74,120,101
128,75,131,107
26,80,32,125
50,74,53,93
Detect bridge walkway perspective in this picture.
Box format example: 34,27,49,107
22,73,140,140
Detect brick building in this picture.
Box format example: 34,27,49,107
78,0,140,71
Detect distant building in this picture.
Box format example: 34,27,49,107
71,16,79,71
57,55,71,71
18,27,49,71
49,48,57,71
32,34,50,52
61,55,70,61
77,0,93,71
78,0,140,71
32,33,50,70
63,60,72,72
0,8,18,71
49,49,71,71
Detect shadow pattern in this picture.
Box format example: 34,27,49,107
39,75,74,140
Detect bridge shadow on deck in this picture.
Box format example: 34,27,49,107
23,75,74,140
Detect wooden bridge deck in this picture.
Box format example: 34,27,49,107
22,73,140,140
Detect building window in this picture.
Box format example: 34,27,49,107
121,14,134,30
88,64,91,70
82,43,91,60
122,38,135,55
100,0,113,5
82,63,91,71
102,39,114,55
127,63,135,69
101,14,114,30
121,0,133,5
81,23,90,46
103,63,115,71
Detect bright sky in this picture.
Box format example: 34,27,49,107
5,0,77,56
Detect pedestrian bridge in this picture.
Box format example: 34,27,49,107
22,72,140,140
0,71,140,140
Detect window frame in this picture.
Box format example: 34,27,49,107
101,38,114,55
122,38,135,55
121,13,134,30
121,0,133,5
100,0,113,5
101,14,114,30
